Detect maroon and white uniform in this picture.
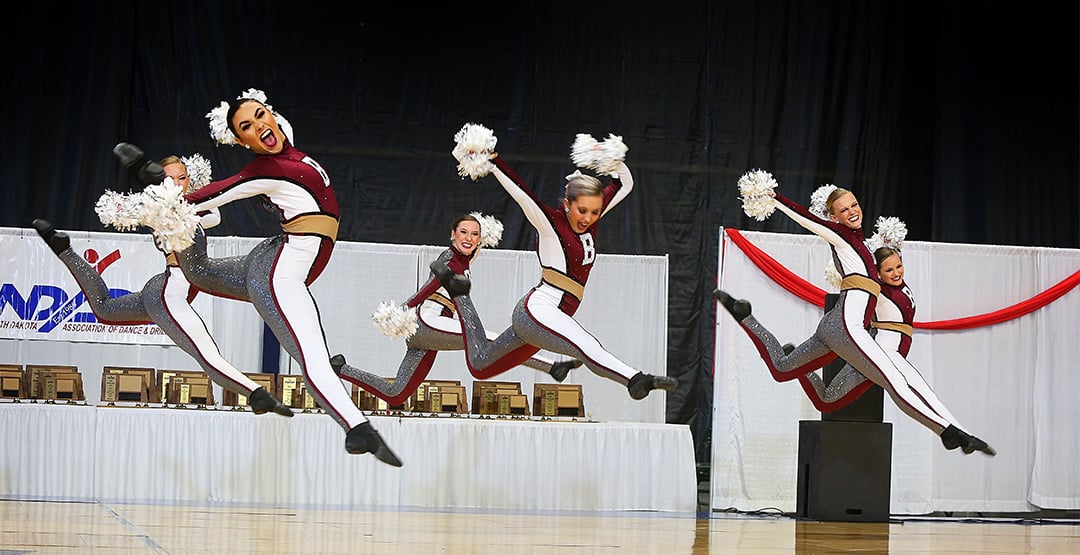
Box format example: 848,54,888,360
182,141,369,431
159,208,272,396
454,156,643,384
45,207,268,398
801,279,964,427
335,245,562,406
734,193,958,434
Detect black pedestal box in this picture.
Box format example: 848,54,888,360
795,420,893,522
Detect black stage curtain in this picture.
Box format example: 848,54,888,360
3,1,1077,466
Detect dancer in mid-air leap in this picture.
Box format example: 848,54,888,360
115,89,400,466
331,212,582,407
435,125,677,400
33,152,292,416
715,171,994,455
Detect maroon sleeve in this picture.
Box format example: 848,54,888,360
493,156,547,207
405,278,442,308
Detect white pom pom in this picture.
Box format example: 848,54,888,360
237,88,268,104
181,154,213,190
139,178,201,253
452,123,497,180
809,184,838,220
470,212,503,248
874,216,907,250
865,232,884,253
570,133,599,166
824,259,843,291
275,111,295,145
371,301,419,340
737,169,778,221
571,133,628,175
206,101,236,146
95,190,144,231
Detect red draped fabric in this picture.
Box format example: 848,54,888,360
724,229,1080,330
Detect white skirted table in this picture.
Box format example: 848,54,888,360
0,403,697,513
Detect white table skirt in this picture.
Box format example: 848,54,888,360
0,403,697,513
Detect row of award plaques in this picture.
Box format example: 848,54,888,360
1,363,587,418
0,363,86,402
355,379,587,418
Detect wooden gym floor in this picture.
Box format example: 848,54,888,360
2,498,1077,554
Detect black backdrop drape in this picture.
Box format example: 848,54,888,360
3,1,1077,466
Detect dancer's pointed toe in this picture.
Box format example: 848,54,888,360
33,219,70,254
713,289,751,320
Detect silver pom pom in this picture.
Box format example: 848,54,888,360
737,169,778,221
140,178,201,253
571,133,628,176
452,123,497,180
874,216,907,250
181,154,213,191
809,184,838,220
371,301,419,340
470,212,504,248
95,190,144,231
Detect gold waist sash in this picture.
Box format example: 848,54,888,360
428,292,456,311
165,253,179,267
282,214,339,242
871,321,913,337
541,268,585,301
840,274,881,297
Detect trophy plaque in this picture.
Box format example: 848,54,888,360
101,367,154,404
222,373,277,409
472,381,524,415
24,365,79,400
532,383,585,417
278,375,304,408
0,364,24,399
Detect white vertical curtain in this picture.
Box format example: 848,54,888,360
711,229,1080,513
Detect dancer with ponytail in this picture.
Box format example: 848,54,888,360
114,89,400,466
714,172,994,455
330,213,582,407
433,125,676,400
32,154,292,417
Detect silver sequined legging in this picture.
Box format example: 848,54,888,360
737,289,954,434
453,286,641,384
176,232,366,431
52,234,264,396
337,306,555,406
801,329,963,426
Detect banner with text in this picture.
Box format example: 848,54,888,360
1,227,188,345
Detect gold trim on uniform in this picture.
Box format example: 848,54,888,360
871,321,913,337
541,268,585,301
282,214,339,242
428,292,456,312
840,274,881,297
165,253,179,267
